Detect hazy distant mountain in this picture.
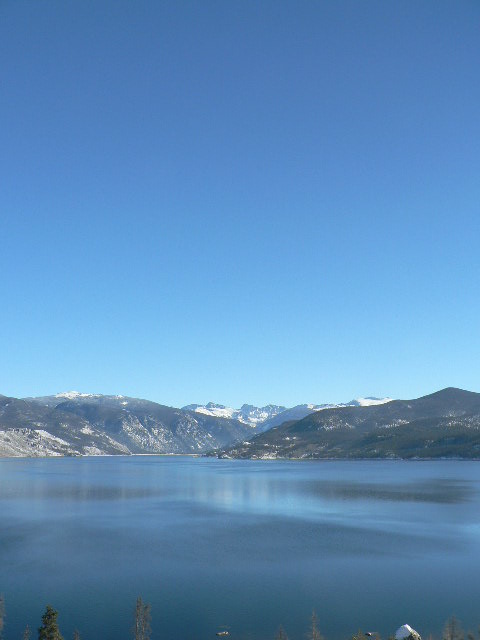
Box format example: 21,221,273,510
216,388,480,460
182,402,287,427
347,397,393,407
182,397,391,432
0,392,252,457
260,397,392,431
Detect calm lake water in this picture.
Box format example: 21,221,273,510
1,457,479,640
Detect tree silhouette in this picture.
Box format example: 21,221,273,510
0,594,5,640
38,606,63,640
309,611,324,640
133,597,151,640
276,625,288,640
443,617,464,640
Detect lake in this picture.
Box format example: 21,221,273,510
1,457,479,640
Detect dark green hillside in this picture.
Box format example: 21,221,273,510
218,388,480,459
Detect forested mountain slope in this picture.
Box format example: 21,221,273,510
217,388,480,459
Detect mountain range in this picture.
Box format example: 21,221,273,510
182,397,391,432
216,387,480,460
1,388,479,459
0,392,390,457
181,402,287,429
0,392,252,457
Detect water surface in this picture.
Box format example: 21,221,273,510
1,457,479,640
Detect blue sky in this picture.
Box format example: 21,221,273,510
1,1,479,407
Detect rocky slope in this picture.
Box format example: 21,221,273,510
216,388,480,459
0,393,252,457
182,401,286,428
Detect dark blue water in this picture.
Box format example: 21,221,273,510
1,457,479,640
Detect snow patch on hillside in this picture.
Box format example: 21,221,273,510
55,391,101,400
35,430,70,445
183,402,286,427
351,397,393,407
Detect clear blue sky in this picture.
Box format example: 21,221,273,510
1,1,479,408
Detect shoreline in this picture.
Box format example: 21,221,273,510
1,453,479,461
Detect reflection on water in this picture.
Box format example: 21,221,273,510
0,458,479,640
304,478,473,503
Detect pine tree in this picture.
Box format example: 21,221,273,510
443,617,464,640
133,597,151,640
73,630,80,640
38,606,64,640
276,625,288,640
24,625,32,640
0,594,5,640
309,611,324,640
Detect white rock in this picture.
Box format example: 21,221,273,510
395,625,421,640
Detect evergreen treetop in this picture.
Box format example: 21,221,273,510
38,606,64,640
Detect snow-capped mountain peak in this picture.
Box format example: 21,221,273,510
189,403,237,421
182,403,286,427
182,397,393,429
55,391,102,400
349,397,393,407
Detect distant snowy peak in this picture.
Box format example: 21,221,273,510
280,397,393,414
295,396,392,415
185,403,237,421
55,391,103,400
307,397,392,410
29,392,131,408
182,402,286,427
238,403,287,425
305,398,393,411
183,398,393,428
348,397,393,407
